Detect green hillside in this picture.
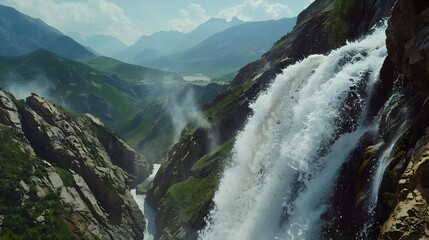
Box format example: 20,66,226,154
0,49,226,162
0,49,139,127
85,56,183,84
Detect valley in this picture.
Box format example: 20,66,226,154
0,0,429,239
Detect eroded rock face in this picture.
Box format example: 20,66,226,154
0,90,149,239
387,0,429,94
147,127,211,238
375,1,429,239
379,127,429,239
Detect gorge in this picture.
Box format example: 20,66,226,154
1,0,429,239
146,0,429,239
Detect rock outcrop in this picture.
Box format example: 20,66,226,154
377,0,429,238
386,0,429,95
380,127,429,239
0,90,150,239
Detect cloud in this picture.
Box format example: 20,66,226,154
4,0,143,45
264,2,293,18
249,0,263,9
216,1,293,22
217,3,251,21
168,4,211,33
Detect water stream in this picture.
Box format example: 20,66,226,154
131,164,161,240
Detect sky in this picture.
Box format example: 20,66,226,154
0,0,313,45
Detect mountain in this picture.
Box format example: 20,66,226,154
0,49,144,127
139,17,297,79
0,4,96,60
0,49,226,162
0,90,150,239
114,17,243,63
76,34,127,57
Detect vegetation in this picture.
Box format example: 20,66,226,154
54,167,74,187
205,81,252,121
0,126,73,239
191,139,234,174
84,56,181,83
157,136,235,237
0,49,140,128
326,0,359,46
164,174,218,224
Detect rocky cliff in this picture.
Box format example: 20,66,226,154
379,0,429,238
0,90,150,239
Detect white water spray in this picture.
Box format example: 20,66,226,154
199,26,387,239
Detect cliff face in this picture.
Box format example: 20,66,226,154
386,0,429,95
378,0,429,238
0,90,150,239
324,0,429,238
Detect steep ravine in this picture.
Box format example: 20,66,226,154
0,90,151,239
147,0,429,239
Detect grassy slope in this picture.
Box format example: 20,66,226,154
0,49,139,127
84,56,183,84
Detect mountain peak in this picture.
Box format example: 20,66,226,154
0,4,95,60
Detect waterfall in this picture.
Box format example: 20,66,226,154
199,25,387,240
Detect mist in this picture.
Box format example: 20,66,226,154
166,86,210,143
2,73,54,101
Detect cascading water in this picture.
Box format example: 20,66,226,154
199,25,387,240
359,91,410,238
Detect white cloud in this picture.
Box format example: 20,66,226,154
264,2,293,19
215,0,293,22
4,0,144,45
248,0,263,9
168,4,211,33
216,3,251,21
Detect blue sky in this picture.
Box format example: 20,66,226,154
0,0,313,45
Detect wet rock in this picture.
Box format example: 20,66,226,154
379,127,429,239
386,0,429,95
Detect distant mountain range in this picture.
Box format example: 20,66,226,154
114,17,244,63
75,34,127,58
139,17,297,78
0,4,96,60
